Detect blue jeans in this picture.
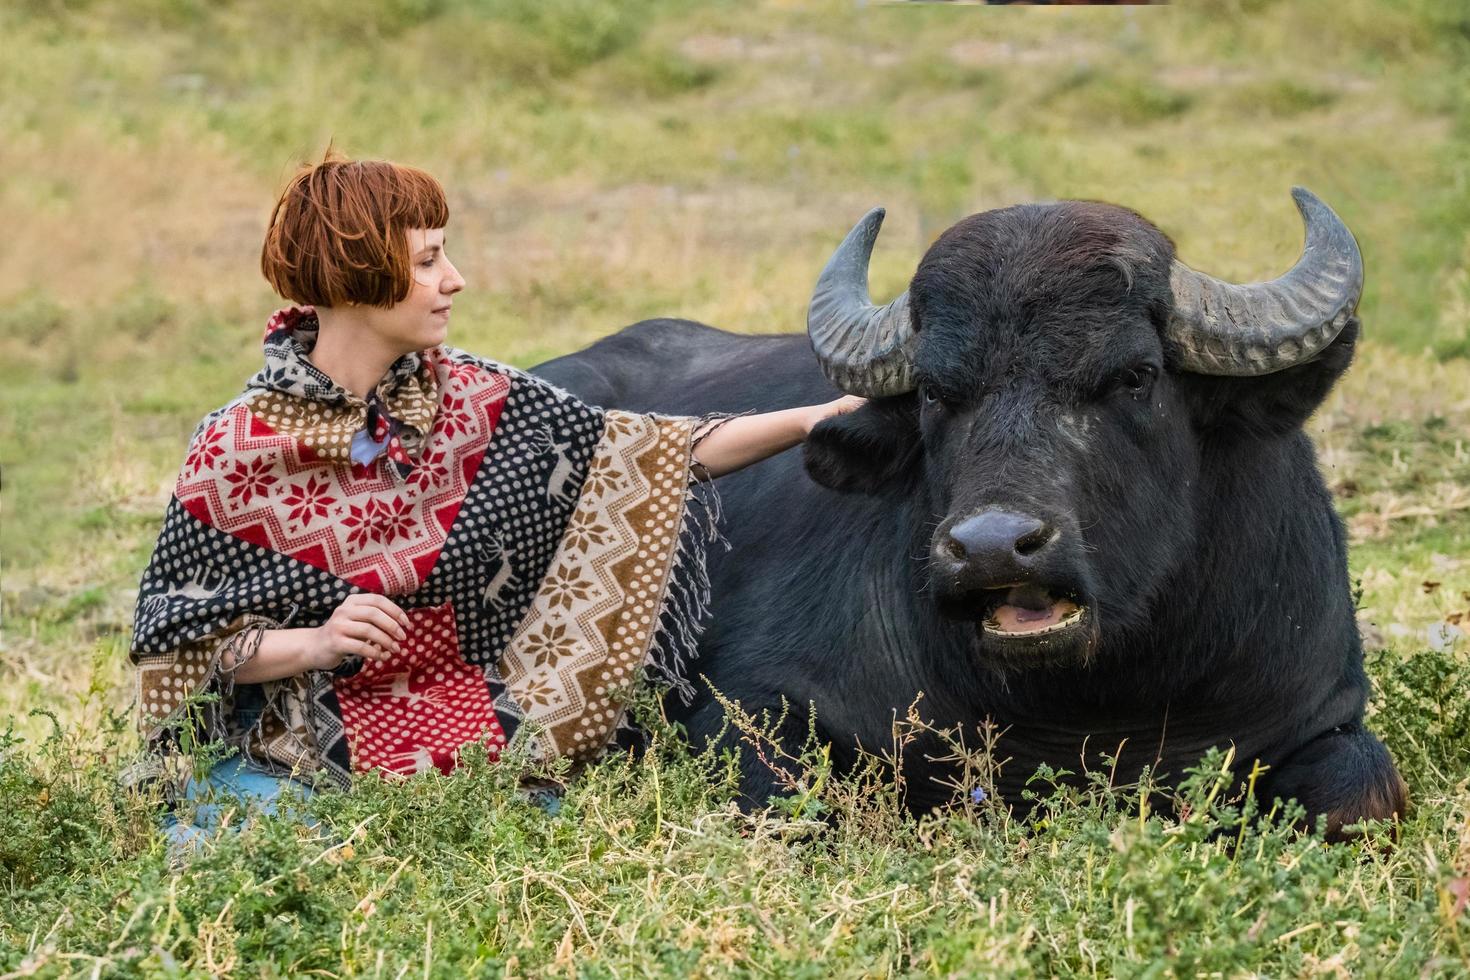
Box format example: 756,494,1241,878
162,755,317,852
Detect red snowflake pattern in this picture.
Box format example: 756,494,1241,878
342,496,417,549
342,503,373,551
223,455,279,505
445,359,480,387
281,474,337,528
436,393,475,439
175,359,509,596
406,447,451,494
185,423,228,475
369,495,418,545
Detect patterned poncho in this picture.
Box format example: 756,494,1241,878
131,307,715,788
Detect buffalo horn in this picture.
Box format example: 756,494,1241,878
1168,187,1364,376
807,207,919,397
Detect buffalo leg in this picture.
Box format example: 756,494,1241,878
1263,723,1407,841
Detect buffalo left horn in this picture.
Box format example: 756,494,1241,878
807,207,919,397
1168,187,1364,376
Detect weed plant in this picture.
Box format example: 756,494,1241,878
3,657,1470,975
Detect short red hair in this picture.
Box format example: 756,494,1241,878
261,149,450,308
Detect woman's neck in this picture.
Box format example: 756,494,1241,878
309,306,405,399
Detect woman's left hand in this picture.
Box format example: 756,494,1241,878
803,395,868,435
692,395,869,480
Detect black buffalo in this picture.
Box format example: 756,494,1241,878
533,189,1406,837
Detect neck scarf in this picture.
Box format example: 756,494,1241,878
130,307,717,789
258,306,439,479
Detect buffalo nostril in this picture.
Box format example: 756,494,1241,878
1014,525,1053,557
940,535,966,562
947,509,1055,573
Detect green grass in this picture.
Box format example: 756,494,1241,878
3,0,1470,974
3,671,1469,976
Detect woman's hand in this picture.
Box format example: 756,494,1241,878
303,594,412,671
802,394,867,435
224,595,413,685
690,395,870,480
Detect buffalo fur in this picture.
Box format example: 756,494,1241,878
531,200,1404,836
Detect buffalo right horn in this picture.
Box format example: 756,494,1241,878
1167,187,1364,376
807,207,919,397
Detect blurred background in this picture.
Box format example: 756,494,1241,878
2,0,1468,736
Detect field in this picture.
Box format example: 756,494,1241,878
2,0,1470,975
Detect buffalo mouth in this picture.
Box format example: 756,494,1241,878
978,585,1088,641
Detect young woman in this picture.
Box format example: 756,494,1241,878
130,153,860,845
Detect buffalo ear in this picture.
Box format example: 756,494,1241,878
804,395,922,494
1181,318,1359,437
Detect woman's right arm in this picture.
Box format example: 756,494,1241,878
224,594,414,684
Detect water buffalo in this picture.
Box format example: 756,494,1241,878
533,189,1406,837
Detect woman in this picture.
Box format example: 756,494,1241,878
129,153,860,844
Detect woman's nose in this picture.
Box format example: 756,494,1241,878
443,261,465,293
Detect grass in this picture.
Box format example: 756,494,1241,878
2,0,1469,974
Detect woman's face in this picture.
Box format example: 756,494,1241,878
361,227,465,353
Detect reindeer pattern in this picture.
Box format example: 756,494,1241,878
359,670,451,709
141,565,227,617
378,742,458,776
474,533,520,612
527,423,582,505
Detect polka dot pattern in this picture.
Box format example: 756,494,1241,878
247,391,363,464
333,602,506,775
132,495,355,661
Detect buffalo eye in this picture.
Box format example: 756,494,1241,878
919,384,957,414
1117,364,1158,400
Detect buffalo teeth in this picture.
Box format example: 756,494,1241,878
982,606,1086,637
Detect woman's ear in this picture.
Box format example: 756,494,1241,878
804,394,922,494
1182,318,1360,438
